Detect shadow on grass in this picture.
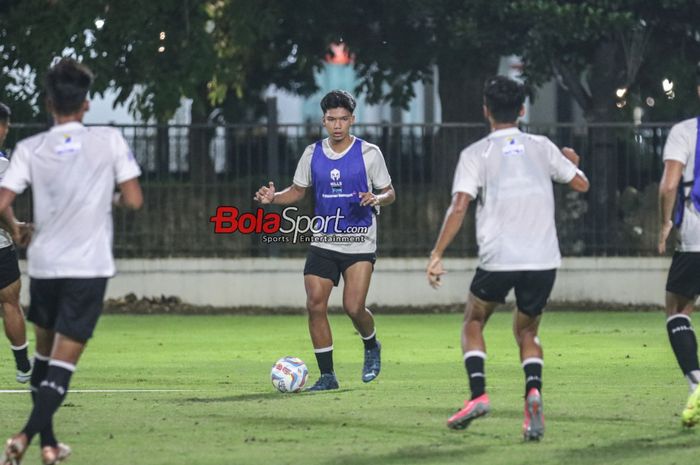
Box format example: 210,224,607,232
556,430,700,464
178,388,354,403
325,443,489,465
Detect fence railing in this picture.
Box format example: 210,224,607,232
4,121,674,258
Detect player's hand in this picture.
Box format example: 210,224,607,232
427,253,447,289
658,220,673,254
13,222,33,248
561,147,580,167
254,181,276,204
359,192,379,207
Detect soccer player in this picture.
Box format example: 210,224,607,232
426,76,589,440
254,90,395,391
0,102,33,384
657,63,700,427
0,58,143,465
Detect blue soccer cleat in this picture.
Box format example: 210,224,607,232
362,341,381,383
306,373,339,392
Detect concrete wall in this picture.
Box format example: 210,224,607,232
19,257,670,308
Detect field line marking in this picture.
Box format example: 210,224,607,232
0,389,206,394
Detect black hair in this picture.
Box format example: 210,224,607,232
320,90,356,114
483,75,526,124
696,61,700,86
45,58,94,116
0,102,10,123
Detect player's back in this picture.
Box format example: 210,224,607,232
11,123,136,278
464,128,576,270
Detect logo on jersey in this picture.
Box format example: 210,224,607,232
330,168,343,193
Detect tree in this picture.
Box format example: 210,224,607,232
514,0,700,252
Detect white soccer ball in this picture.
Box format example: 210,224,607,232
271,356,309,393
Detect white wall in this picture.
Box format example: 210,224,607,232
19,258,669,308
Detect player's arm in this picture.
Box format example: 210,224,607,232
658,160,684,254
427,192,472,288
254,181,306,205
561,147,590,192
114,178,143,210
0,204,31,247
359,184,396,207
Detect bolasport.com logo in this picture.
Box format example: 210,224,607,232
209,206,368,244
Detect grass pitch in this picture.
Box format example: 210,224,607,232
1,312,699,465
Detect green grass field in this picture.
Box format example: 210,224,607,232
1,312,699,465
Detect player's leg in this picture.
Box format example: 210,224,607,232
303,248,341,391
513,269,556,441
341,258,381,382
448,268,507,430
663,252,700,426
0,278,32,382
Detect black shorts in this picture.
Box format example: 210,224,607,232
666,252,700,299
303,246,376,286
28,278,108,342
469,268,557,317
0,245,20,290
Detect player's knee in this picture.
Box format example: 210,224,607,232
306,297,327,317
343,303,365,319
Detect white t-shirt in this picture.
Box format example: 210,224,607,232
0,155,13,249
292,136,392,253
0,122,142,278
452,127,577,271
663,117,700,251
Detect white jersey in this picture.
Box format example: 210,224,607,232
452,127,577,271
663,117,700,251
292,136,392,253
0,122,142,278
0,155,12,249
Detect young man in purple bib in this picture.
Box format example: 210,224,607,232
255,90,395,391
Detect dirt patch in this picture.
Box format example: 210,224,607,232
103,294,663,315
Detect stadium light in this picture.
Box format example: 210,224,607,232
615,88,627,98
158,46,165,53
94,18,105,30
160,31,166,40
646,97,655,107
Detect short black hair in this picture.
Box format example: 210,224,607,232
320,90,356,114
0,102,10,124
483,76,526,124
45,58,94,116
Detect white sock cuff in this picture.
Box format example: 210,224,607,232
463,350,487,361
313,346,334,354
34,353,50,362
10,342,28,351
49,360,76,372
522,357,544,368
360,329,376,341
667,314,692,324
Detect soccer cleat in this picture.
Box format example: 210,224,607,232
362,341,381,383
15,368,31,384
1,434,27,465
41,443,71,465
305,373,339,392
681,384,700,427
447,393,490,430
523,388,545,441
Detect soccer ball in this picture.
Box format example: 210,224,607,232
271,356,309,393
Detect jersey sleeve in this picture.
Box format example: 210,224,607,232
0,143,31,194
546,139,577,183
364,143,392,190
451,149,480,197
292,144,314,187
113,131,142,183
663,123,691,164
